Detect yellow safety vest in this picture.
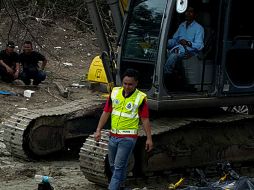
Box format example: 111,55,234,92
111,87,146,134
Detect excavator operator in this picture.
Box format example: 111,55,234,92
164,6,204,76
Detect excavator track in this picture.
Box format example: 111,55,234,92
79,130,110,186
79,111,254,187
2,98,105,160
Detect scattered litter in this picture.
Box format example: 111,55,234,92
24,90,35,98
71,83,79,87
17,108,28,110
0,90,16,96
176,162,254,190
71,83,86,88
87,53,91,56
54,46,62,49
63,62,73,67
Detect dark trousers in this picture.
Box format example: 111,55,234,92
20,70,46,85
0,65,15,83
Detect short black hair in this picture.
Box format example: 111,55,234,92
24,41,33,46
122,68,139,81
6,41,15,48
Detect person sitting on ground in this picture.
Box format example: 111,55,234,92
164,6,204,75
0,41,20,83
19,41,47,85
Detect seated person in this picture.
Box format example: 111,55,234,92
19,41,47,85
0,41,20,83
164,6,204,75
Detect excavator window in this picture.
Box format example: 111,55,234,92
225,0,254,86
120,0,168,90
122,0,167,62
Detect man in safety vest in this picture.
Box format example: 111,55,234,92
94,68,153,190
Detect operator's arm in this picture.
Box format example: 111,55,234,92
181,23,204,53
167,25,181,49
188,26,204,51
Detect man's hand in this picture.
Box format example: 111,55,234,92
94,130,101,142
6,66,14,74
14,70,19,79
145,138,153,152
179,39,192,47
179,39,188,46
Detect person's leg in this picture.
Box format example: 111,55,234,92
164,52,179,75
0,66,14,83
20,71,31,85
108,137,137,190
108,137,118,177
33,71,46,85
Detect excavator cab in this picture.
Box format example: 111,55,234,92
113,0,254,111
86,0,254,111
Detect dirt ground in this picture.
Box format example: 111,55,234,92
0,16,171,189
0,16,109,190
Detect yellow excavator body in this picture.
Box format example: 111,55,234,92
87,55,108,84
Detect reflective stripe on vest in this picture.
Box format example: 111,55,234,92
111,87,119,99
112,110,139,118
111,129,138,135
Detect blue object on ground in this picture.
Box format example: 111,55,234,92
0,90,16,95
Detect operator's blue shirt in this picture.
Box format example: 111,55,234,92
168,20,204,55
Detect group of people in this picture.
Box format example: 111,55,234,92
0,41,47,85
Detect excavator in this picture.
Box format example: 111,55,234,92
2,0,254,187
79,0,254,186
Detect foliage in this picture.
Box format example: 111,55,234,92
0,0,116,52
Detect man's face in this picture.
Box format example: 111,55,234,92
23,43,33,54
122,76,138,95
185,7,195,22
6,47,14,54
